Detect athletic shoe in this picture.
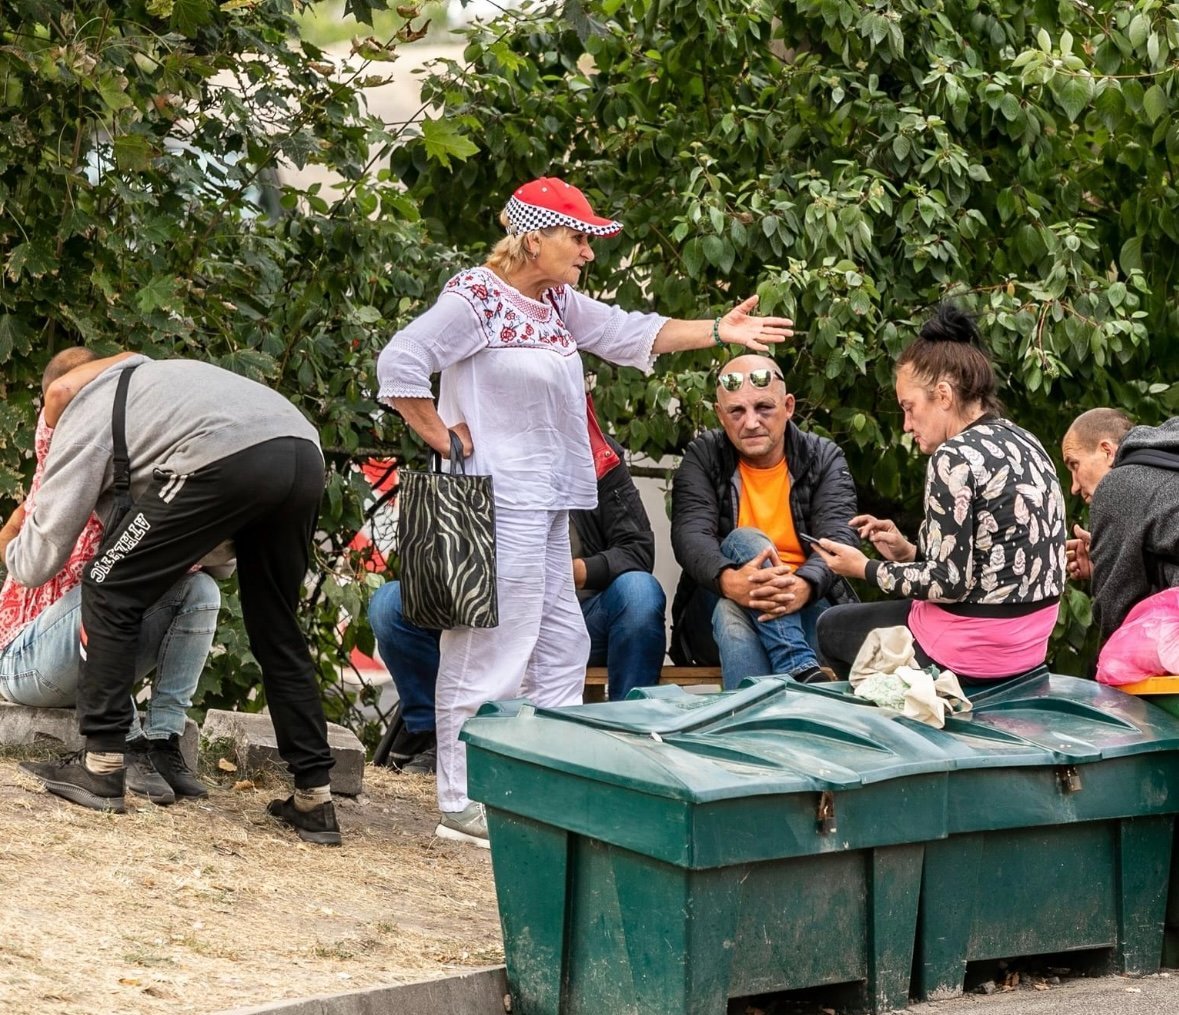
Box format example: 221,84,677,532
436,802,490,848
401,745,437,775
794,665,837,684
20,752,126,813
388,727,436,772
267,795,342,846
125,741,176,805
149,735,209,798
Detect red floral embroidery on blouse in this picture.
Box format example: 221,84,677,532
0,416,105,651
445,267,577,353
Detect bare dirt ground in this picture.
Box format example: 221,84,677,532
0,754,502,1015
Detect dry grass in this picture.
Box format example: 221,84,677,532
0,758,502,1015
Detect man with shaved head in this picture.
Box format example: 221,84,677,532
1061,408,1179,647
669,353,859,685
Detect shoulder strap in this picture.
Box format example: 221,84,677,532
111,364,140,507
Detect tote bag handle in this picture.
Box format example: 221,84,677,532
431,429,467,476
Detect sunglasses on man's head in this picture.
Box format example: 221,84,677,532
717,368,785,391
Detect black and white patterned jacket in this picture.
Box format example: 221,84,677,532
865,417,1067,605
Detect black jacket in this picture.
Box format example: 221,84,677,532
571,435,655,597
1090,417,1179,643
670,422,859,632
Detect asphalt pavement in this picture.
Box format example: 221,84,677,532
904,971,1179,1014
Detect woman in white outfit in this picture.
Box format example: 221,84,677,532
377,177,793,845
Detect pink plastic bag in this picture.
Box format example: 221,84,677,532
1096,587,1179,685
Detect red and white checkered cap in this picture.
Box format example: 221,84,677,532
503,177,622,237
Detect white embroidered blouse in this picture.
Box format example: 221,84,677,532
377,266,666,512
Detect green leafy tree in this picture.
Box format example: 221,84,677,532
392,0,1179,673
6,0,1178,701
0,0,480,738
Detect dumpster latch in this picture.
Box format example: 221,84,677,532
816,791,837,834
1057,765,1082,794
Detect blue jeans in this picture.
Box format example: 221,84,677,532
0,572,220,740
713,527,828,689
368,572,667,728
368,581,440,734
581,570,666,701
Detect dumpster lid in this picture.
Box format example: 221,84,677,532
464,679,959,802
954,671,1179,762
789,671,1179,766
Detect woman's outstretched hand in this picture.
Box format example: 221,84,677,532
720,295,795,352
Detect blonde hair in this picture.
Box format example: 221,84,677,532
484,214,559,275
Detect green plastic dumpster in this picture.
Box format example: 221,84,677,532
463,679,959,1015
793,671,1179,999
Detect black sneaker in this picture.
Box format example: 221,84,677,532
149,735,209,799
401,744,437,775
20,752,126,813
388,727,436,772
793,665,836,684
267,795,342,846
125,740,176,805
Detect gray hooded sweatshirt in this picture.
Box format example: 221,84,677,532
5,356,320,588
1089,416,1179,643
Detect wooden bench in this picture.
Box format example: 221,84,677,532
584,665,722,703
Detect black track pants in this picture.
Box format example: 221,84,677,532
79,438,334,787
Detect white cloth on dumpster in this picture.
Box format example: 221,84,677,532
848,626,972,728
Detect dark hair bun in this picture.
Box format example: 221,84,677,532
918,303,981,345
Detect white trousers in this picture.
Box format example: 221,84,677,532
435,508,589,812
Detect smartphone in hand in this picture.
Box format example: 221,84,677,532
797,531,821,549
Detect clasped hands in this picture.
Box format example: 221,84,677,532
720,546,812,622
722,513,916,620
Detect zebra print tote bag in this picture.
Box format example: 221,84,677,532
397,430,498,629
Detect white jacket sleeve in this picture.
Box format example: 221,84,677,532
377,293,488,401
559,288,665,373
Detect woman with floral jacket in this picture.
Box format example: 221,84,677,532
814,304,1067,681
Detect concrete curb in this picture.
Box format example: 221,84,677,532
215,966,508,1015
0,703,199,768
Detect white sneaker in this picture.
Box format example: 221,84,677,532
436,802,490,848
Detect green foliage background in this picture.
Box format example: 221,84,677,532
2,0,1178,730
394,0,1179,674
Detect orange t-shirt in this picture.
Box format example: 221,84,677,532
736,459,806,568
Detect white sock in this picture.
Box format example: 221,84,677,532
85,751,125,774
294,785,331,812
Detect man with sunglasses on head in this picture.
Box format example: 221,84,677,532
669,354,859,686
